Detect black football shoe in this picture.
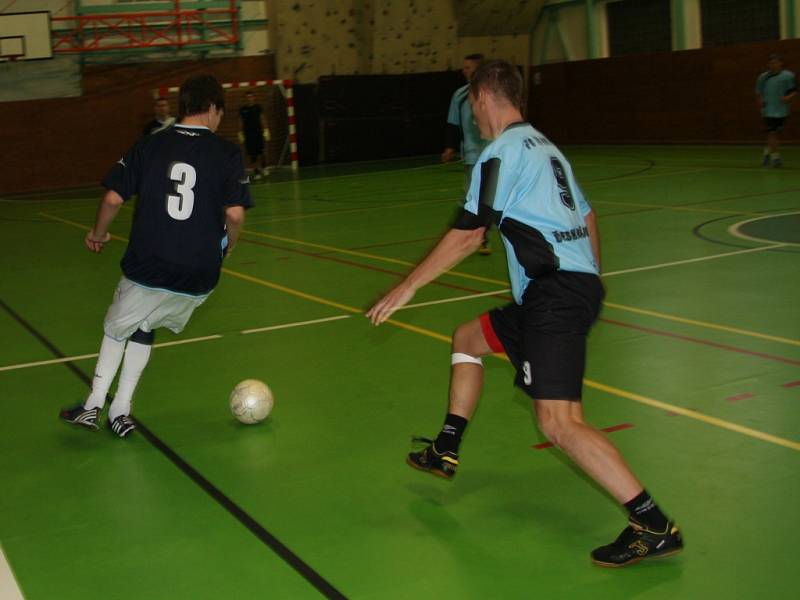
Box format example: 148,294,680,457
406,437,459,480
108,414,136,438
591,520,683,567
59,405,100,431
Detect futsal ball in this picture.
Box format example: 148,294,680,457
229,379,274,424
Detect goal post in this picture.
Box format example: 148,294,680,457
154,79,299,172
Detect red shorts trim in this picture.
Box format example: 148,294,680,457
480,313,505,353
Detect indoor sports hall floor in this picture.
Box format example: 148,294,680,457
1,146,798,599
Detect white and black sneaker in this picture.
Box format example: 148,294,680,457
108,414,136,438
59,405,100,430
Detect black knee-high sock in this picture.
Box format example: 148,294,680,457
624,490,669,531
433,414,468,454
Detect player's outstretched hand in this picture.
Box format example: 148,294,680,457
441,148,455,163
84,230,110,253
366,283,416,325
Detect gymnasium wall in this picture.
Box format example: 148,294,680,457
268,0,530,82
0,55,275,195
528,38,800,144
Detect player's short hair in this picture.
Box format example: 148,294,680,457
178,75,225,118
465,53,484,62
769,53,783,62
155,96,168,103
469,59,522,109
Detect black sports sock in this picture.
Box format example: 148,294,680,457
433,414,468,454
624,490,669,531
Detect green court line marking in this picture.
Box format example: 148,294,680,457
728,211,800,246
259,161,449,187
604,302,800,347
593,199,761,216
584,167,711,186
37,213,800,451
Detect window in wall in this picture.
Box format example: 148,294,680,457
701,0,779,47
607,0,672,56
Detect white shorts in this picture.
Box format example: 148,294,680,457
103,277,209,341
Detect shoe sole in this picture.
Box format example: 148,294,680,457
59,416,99,431
591,546,683,568
405,455,454,480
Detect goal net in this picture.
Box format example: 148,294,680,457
155,79,298,171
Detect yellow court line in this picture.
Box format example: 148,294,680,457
242,229,506,286
245,197,456,225
246,230,800,347
48,212,791,348
604,301,800,347
39,212,800,451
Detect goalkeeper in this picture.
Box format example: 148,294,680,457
238,91,271,180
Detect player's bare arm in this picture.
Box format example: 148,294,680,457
85,189,123,253
584,209,602,272
366,227,485,325
224,205,246,255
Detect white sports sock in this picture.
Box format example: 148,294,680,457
109,341,152,422
85,336,126,410
771,152,781,160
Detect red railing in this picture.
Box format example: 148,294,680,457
51,2,239,53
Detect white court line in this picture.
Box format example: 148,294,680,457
603,243,788,276
241,315,351,335
401,289,511,310
0,290,507,373
727,210,800,246
0,335,223,373
0,545,24,600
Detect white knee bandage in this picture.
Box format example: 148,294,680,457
451,352,483,366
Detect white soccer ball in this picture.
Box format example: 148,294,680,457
229,379,274,424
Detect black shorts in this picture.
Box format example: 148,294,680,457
764,117,786,132
480,271,604,401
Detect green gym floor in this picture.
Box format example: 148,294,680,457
1,146,798,599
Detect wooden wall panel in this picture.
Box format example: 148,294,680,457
1,55,274,195
529,39,800,145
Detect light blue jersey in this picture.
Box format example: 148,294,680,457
756,69,797,118
463,123,598,304
447,84,487,165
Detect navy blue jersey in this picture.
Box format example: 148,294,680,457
102,124,252,295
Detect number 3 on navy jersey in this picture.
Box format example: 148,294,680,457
166,162,196,220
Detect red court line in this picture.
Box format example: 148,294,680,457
600,318,800,367
726,392,755,402
239,237,502,296
533,423,634,449
783,380,800,388
313,236,441,255
239,236,797,367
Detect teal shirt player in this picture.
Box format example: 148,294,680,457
464,123,599,304
756,69,797,118
447,84,487,165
